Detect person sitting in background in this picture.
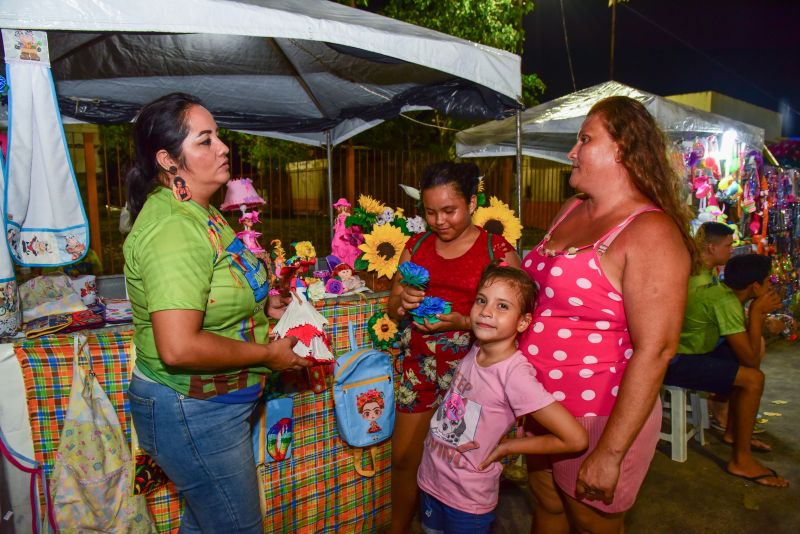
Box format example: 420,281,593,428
692,222,734,288
692,222,784,432
663,254,788,487
692,222,737,431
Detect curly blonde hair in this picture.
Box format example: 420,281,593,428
589,96,698,268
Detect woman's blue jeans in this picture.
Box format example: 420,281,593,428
128,375,262,533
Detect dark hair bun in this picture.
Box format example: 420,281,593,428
419,161,479,201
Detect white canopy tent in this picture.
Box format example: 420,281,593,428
1,0,523,245
1,0,522,146
456,81,764,164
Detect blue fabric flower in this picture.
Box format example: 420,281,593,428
398,261,430,289
410,296,451,324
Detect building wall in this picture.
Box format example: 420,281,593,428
667,91,782,142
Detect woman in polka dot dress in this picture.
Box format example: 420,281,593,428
519,96,695,533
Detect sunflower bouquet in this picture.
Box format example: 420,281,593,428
346,194,427,280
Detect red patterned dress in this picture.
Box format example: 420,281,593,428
396,227,514,413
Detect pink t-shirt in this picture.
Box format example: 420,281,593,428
417,345,555,514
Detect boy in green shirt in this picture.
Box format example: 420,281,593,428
663,254,788,488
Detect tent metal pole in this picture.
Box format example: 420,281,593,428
326,130,334,242
515,109,523,255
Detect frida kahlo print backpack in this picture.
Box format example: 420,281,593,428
333,321,394,475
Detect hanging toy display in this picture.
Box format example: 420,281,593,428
676,129,799,334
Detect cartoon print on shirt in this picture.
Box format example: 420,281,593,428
430,389,481,449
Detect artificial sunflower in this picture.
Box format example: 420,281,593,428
359,223,410,278
358,194,386,215
367,311,400,350
472,196,523,247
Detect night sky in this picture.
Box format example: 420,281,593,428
363,0,800,138
523,0,800,138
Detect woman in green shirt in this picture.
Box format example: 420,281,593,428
124,93,310,532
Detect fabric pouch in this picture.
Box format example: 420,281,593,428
101,297,133,323
19,273,87,323
252,397,294,464
50,335,155,532
63,308,105,333
24,313,73,339
133,449,170,496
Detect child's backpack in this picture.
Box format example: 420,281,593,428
333,321,394,476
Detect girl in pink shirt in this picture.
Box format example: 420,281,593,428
417,263,588,532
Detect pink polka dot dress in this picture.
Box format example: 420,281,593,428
519,201,660,418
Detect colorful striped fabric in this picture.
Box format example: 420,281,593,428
260,295,392,532
14,331,183,532
14,293,392,533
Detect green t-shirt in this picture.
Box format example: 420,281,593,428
687,269,715,293
124,187,271,398
678,276,745,355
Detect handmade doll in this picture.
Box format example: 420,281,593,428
330,198,363,268
272,261,334,363
331,263,365,293
237,211,265,255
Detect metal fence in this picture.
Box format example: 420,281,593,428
64,129,571,275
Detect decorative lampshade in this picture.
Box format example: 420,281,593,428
221,178,265,211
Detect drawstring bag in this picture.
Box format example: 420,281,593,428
50,335,155,532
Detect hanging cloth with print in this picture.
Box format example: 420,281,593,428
50,336,155,532
2,29,89,267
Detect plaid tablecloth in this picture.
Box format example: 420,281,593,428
14,292,392,533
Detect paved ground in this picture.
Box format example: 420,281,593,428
411,338,800,533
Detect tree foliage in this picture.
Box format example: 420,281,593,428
370,0,545,106
384,0,532,55
345,0,545,153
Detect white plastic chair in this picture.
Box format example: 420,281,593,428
659,385,708,462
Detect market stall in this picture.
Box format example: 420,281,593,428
0,1,524,531
0,0,522,237
1,293,393,532
455,80,763,163
456,80,799,331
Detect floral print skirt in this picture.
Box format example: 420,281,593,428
395,326,472,413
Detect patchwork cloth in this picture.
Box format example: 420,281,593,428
14,293,392,533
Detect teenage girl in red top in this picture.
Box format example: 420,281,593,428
387,162,520,533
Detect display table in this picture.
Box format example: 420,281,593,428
2,292,392,533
